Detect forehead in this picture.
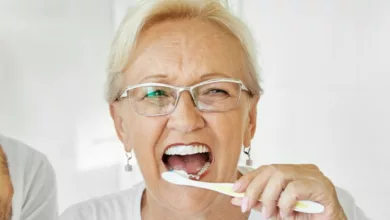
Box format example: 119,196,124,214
124,19,245,85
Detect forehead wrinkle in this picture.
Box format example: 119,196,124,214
126,19,246,85
179,22,244,77
183,37,244,79
126,37,183,83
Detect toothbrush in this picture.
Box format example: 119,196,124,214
162,170,325,214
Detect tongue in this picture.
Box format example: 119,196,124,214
167,153,208,174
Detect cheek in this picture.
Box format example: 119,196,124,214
207,110,246,146
206,111,246,164
124,113,166,164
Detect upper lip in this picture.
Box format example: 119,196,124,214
163,142,211,154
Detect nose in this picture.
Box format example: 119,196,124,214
166,92,205,133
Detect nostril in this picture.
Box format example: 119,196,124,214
166,105,205,132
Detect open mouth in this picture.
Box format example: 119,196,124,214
162,143,213,180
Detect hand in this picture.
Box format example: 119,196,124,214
231,164,347,220
0,145,13,220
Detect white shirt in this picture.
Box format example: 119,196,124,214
0,134,58,220
60,175,370,219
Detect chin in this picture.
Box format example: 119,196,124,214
160,185,219,213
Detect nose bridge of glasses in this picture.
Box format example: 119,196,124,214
176,86,196,100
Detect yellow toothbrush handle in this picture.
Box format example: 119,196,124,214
213,184,324,214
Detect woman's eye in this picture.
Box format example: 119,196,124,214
145,90,166,97
205,89,228,94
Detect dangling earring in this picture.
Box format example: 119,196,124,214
124,151,133,172
243,146,253,167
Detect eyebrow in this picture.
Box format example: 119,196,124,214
139,74,168,83
200,72,231,79
139,72,231,83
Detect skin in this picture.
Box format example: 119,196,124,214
0,145,13,220
232,165,348,219
110,19,347,220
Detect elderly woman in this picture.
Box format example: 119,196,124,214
60,0,369,219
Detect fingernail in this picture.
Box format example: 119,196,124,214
231,197,241,206
232,182,241,191
261,206,268,218
280,210,287,218
241,197,249,213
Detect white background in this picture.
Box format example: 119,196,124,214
0,0,389,219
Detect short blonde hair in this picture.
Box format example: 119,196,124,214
106,0,263,103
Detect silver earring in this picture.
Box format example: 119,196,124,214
243,146,253,167
125,151,133,172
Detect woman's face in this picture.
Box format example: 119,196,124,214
111,19,258,213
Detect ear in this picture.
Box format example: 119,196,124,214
243,96,259,147
109,102,127,146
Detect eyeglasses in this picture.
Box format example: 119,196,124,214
116,78,250,116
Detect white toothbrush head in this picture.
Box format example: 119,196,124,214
162,170,192,186
173,170,190,179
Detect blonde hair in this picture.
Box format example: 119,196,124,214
106,0,263,103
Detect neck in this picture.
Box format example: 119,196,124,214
141,190,249,220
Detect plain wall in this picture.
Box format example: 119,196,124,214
242,1,389,219
0,0,388,219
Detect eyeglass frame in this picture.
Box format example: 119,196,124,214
116,78,251,116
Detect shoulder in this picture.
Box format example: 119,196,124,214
335,186,370,219
0,134,49,165
0,134,58,219
0,134,55,181
60,182,145,220
0,134,56,188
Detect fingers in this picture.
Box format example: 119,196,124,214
232,164,328,219
232,169,260,193
278,179,322,218
233,166,275,193
244,173,271,210
259,170,292,218
230,198,263,214
231,197,242,206
234,167,274,213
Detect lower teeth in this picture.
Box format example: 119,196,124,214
168,162,211,180
188,162,211,180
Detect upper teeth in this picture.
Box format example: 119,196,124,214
165,145,209,155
